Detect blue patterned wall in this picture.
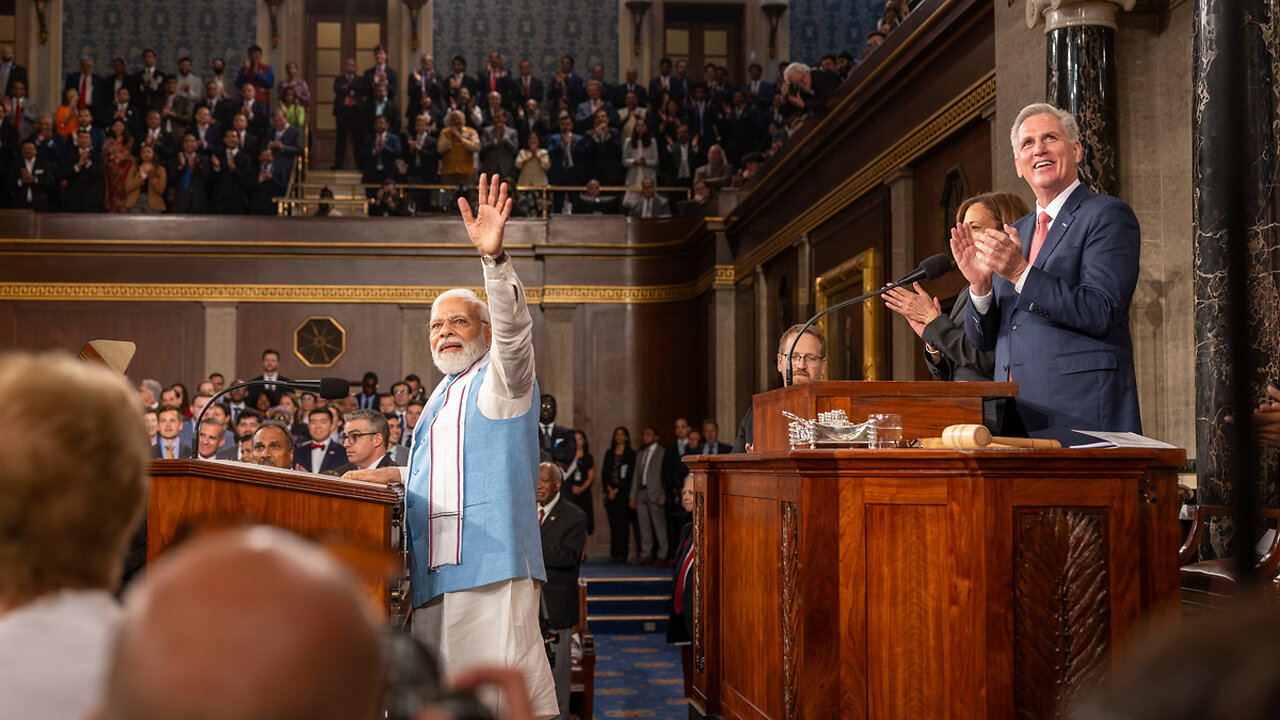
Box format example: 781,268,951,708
789,0,881,65
62,0,257,82
432,0,619,82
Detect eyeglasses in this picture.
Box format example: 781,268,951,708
429,316,477,334
339,431,377,444
783,353,825,366
393,388,411,395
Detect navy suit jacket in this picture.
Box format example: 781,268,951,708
965,183,1141,443
296,438,349,474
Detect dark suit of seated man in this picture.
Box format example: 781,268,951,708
296,407,349,475
328,409,401,476
536,462,588,720
359,115,401,194
263,109,303,166
7,140,56,211
208,129,252,214
248,148,288,215
573,180,619,214
957,103,1141,444
628,178,671,218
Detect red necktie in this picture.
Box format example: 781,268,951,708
538,508,546,525
491,73,497,92
1028,211,1052,266
80,76,88,105
674,538,695,613
14,100,20,119
524,78,529,93
311,442,325,449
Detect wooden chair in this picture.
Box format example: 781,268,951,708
1179,505,1280,612
570,577,595,720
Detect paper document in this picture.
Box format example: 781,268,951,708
1069,431,1177,449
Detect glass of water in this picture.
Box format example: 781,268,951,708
869,414,903,448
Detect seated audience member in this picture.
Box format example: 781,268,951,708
384,412,409,465
55,87,80,139
0,352,149,720
135,109,175,165
253,420,304,470
152,405,190,459
195,80,232,130
235,44,274,105
279,86,306,129
236,82,269,138
369,178,414,217
249,146,287,215
359,114,401,192
363,81,400,133
7,139,55,211
9,80,39,137
195,417,230,460
264,108,303,165
171,133,211,213
28,115,65,165
61,128,103,212
142,407,158,445
678,179,712,214
694,144,734,191
628,177,671,218
97,526,386,720
883,192,1023,384
332,409,399,475
279,60,310,107
779,61,841,118
537,462,589,720
189,106,220,154
437,109,479,187
574,178,619,214
124,144,167,213
209,128,252,213
154,74,192,138
313,186,344,217
480,108,519,185
234,407,263,440
228,111,259,157
547,113,584,211
296,408,347,474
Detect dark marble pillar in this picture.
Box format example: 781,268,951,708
1046,24,1118,195
1193,0,1280,561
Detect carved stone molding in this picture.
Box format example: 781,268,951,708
693,491,706,674
1014,508,1110,719
780,501,800,720
1026,0,1137,32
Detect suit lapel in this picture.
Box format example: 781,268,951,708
1033,184,1088,267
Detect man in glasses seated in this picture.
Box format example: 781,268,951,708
732,323,828,453
333,409,400,475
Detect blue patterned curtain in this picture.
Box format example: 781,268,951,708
788,0,882,65
432,0,619,80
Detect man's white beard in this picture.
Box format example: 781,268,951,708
432,335,488,376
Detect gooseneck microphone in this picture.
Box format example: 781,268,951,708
186,377,350,459
784,253,952,386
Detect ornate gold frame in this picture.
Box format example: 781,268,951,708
294,315,347,368
814,248,883,380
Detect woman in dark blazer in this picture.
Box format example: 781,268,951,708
602,426,635,563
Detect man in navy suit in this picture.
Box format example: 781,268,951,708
65,57,106,117
264,109,302,166
956,103,1141,444
248,147,288,215
511,58,544,111
362,45,398,98
297,407,348,474
696,419,733,455
547,55,585,108
536,461,587,720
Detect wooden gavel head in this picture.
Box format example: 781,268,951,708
942,424,992,448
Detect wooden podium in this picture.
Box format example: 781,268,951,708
687,384,1184,720
750,381,1017,452
147,459,406,618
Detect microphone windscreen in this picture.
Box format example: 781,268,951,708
920,253,952,280
318,377,351,400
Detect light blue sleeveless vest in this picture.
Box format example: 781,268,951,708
405,362,545,606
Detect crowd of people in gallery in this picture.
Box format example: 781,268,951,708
0,0,917,217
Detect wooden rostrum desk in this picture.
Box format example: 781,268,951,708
684,384,1184,719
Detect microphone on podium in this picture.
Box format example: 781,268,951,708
784,253,952,386
186,377,350,458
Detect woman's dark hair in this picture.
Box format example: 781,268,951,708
611,425,631,450
630,118,651,149
109,118,131,143
170,382,190,412
574,429,590,454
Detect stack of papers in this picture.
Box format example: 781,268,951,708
1069,431,1178,449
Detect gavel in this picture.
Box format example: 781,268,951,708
920,424,1060,449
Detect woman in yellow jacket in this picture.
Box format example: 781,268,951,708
125,145,168,213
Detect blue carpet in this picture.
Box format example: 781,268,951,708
590,633,689,719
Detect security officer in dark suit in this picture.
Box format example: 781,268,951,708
537,462,587,720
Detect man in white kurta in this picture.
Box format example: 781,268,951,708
347,174,556,718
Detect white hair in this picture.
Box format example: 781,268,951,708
783,62,811,81
432,288,490,324
1009,103,1081,157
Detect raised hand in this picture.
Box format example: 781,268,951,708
459,173,512,258
949,222,993,296
882,282,940,338
974,224,1029,286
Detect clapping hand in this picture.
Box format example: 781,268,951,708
949,221,993,296
459,173,512,258
973,225,1029,286
882,282,942,338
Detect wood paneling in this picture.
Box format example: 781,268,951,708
234,303,405,383
0,301,204,386
720,494,781,720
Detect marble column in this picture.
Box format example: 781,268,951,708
710,230,739,433
1192,0,1280,558
884,168,916,381
542,305,577,424
203,303,239,379
1029,0,1132,196
754,267,772,391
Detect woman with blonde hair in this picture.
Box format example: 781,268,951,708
882,190,1030,382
